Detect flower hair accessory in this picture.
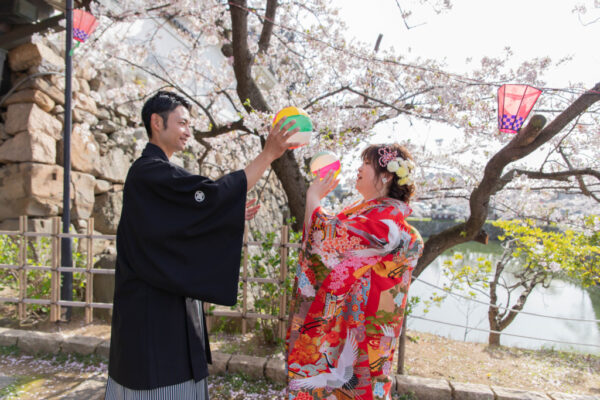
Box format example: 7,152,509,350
378,147,398,168
384,155,416,186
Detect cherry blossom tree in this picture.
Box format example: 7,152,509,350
79,0,599,276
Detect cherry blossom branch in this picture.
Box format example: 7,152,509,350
414,82,600,277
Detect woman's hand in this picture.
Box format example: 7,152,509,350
304,170,339,227
307,170,339,202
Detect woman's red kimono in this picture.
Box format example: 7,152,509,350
286,197,423,400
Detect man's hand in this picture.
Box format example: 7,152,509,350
245,198,260,221
263,118,301,162
244,118,301,192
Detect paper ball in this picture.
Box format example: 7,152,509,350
273,106,313,149
310,151,341,179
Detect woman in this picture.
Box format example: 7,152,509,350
286,144,424,400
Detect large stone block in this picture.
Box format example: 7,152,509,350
72,108,99,126
8,43,63,72
0,163,67,220
72,171,96,219
95,340,110,359
0,130,56,164
20,77,65,105
208,352,232,375
547,394,600,400
94,179,111,194
492,387,550,400
0,217,56,233
3,89,55,112
61,335,104,356
0,329,29,346
5,102,62,140
93,253,116,321
17,331,63,355
395,375,452,400
92,191,122,234
77,78,91,95
48,73,80,92
60,372,106,400
265,358,286,383
93,147,130,183
450,381,495,400
228,354,267,380
57,124,100,174
74,92,98,115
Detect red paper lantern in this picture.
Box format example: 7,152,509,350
73,9,99,43
497,84,542,133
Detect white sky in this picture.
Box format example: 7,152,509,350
335,0,599,87
331,0,600,181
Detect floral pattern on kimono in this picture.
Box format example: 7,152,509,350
286,197,424,400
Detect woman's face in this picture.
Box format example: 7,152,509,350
355,159,381,200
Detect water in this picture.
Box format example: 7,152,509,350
407,242,600,354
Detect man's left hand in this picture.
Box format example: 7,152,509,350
245,198,260,220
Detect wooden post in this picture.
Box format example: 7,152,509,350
17,216,27,320
396,314,408,374
85,218,94,323
241,226,249,335
278,225,289,339
50,217,60,322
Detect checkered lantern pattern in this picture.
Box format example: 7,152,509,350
497,84,542,133
73,28,90,42
499,114,525,132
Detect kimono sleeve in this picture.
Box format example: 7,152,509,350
345,207,424,269
118,159,247,305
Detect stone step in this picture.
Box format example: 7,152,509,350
1,328,597,400
49,372,106,400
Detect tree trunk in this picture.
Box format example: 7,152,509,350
229,0,307,230
271,152,307,231
488,330,501,346
396,316,408,374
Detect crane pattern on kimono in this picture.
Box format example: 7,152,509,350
289,331,359,391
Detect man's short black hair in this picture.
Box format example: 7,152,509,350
141,91,191,138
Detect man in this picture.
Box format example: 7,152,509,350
105,91,298,399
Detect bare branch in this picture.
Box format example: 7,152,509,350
257,0,278,54
193,118,252,140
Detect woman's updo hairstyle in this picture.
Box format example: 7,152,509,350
361,143,416,203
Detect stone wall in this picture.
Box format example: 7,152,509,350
0,40,288,237
0,39,291,309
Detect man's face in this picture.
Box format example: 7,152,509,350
151,105,191,158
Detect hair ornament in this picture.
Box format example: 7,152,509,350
382,151,415,187
378,147,399,168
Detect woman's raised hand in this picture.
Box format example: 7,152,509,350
307,170,340,202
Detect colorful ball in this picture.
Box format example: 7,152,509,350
310,151,341,179
272,106,312,149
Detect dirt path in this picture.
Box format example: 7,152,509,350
3,319,599,396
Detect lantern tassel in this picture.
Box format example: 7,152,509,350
68,41,80,56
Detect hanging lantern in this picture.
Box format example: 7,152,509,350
497,84,542,133
72,9,99,43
